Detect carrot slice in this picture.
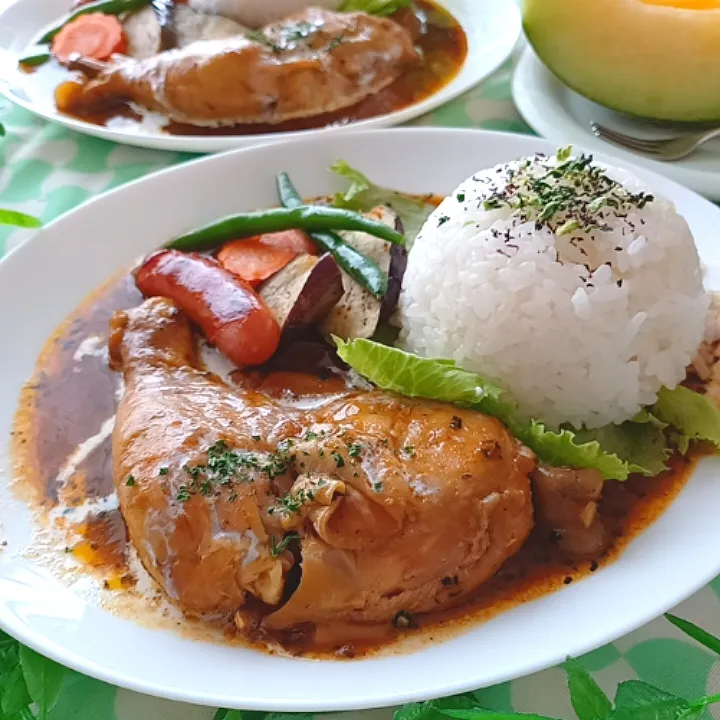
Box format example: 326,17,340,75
261,229,317,255
217,231,317,286
52,14,127,64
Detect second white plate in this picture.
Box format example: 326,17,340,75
0,0,520,153
3,129,720,711
512,47,720,201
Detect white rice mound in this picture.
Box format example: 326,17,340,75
397,153,709,429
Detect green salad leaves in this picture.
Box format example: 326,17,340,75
336,338,720,480
339,0,412,15
330,160,434,246
0,628,71,720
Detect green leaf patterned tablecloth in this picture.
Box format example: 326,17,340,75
3,59,720,720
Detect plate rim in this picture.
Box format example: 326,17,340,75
511,46,720,200
2,127,720,711
0,0,520,153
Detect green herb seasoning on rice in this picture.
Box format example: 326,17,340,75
397,149,708,429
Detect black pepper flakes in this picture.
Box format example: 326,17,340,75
479,440,502,460
393,611,417,629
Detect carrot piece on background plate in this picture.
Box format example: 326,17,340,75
52,14,128,64
217,230,317,286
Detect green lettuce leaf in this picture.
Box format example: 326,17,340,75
572,417,670,477
339,0,411,15
653,385,720,448
330,159,434,245
512,422,632,481
336,338,516,422
670,432,691,455
336,338,635,480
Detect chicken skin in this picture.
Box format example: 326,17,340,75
62,8,420,126
109,298,535,634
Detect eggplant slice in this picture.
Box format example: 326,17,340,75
322,206,407,341
259,253,344,336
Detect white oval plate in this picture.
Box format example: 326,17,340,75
0,0,519,153
2,128,720,712
512,47,720,201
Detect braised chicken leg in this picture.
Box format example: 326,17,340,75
60,8,420,126
110,298,536,637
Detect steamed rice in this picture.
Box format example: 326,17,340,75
397,153,708,429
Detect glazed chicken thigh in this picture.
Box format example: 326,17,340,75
61,8,420,126
109,298,536,633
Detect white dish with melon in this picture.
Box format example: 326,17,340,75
523,0,720,123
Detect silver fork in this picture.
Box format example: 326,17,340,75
590,122,720,161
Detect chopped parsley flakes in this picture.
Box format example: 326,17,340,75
270,532,300,557
175,439,295,504
269,488,316,517
480,147,654,235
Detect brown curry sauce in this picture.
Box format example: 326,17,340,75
47,1,468,136
11,269,698,659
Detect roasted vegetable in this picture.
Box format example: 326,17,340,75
169,205,405,253
40,0,151,43
217,230,316,286
276,172,388,298
381,233,408,321
323,206,406,340
259,253,344,334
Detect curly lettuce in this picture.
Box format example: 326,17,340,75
653,385,720,447
336,338,720,480
330,160,434,246
336,338,516,421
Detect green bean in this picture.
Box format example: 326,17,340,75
276,172,387,298
40,0,152,43
169,204,406,255
18,52,51,68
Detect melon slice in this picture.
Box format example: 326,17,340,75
523,0,720,122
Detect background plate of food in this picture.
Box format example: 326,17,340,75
0,0,519,153
2,128,720,711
